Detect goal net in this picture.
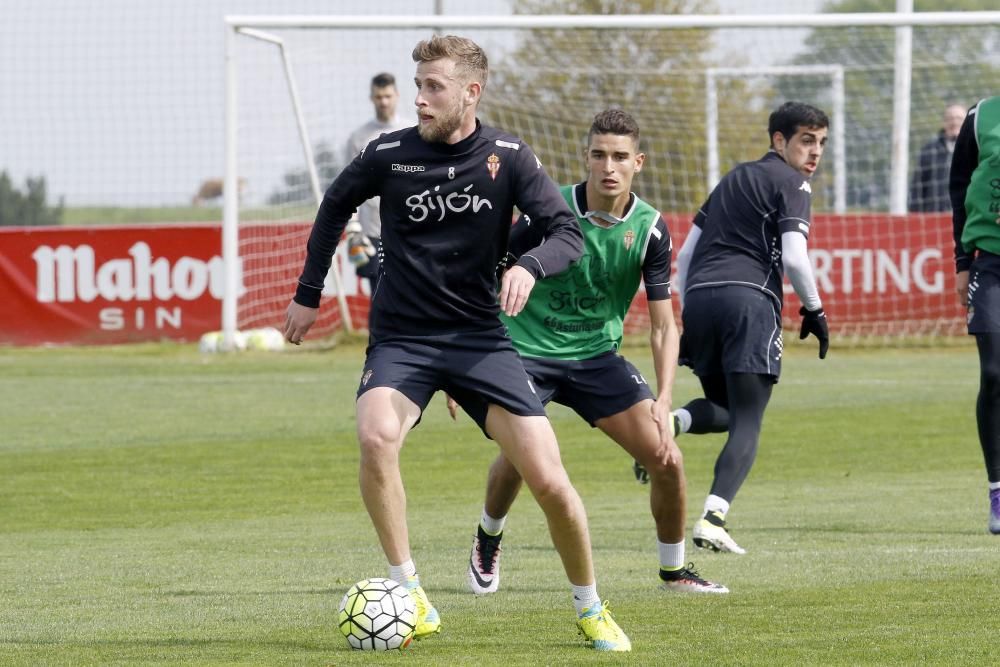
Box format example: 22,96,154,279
225,9,1000,345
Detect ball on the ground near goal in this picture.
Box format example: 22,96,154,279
198,330,224,353
337,577,416,651
244,327,285,351
198,330,247,353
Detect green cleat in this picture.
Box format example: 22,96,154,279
404,577,441,639
576,601,631,652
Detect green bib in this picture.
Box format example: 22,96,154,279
503,184,662,360
962,96,1000,256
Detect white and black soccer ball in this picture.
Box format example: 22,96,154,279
337,577,416,651
243,327,285,351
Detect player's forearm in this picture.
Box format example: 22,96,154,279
950,111,977,271
650,331,678,405
294,192,352,307
514,215,582,279
674,226,700,305
782,231,821,311
648,303,678,404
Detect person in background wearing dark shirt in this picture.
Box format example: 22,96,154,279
949,96,1000,535
910,103,966,212
668,102,830,555
283,35,630,652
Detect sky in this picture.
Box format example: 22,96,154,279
1,0,827,208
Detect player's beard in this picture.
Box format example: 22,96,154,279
418,95,465,143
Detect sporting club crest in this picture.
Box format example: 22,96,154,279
486,153,501,180
623,230,635,250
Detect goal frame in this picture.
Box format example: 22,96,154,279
222,10,1000,349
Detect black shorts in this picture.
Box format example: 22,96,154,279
521,351,655,426
968,251,1000,334
358,327,546,431
680,285,783,381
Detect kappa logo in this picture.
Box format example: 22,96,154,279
486,153,501,180
799,180,812,194
392,163,425,173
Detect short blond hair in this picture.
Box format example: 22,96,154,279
412,35,489,88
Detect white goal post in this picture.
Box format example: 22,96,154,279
222,10,1000,347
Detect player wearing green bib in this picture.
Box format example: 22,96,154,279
455,109,727,595
502,184,660,361
950,96,1000,534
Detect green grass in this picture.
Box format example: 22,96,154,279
0,341,994,665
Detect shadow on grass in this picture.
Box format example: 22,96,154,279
1,637,332,651
752,523,975,537
164,587,340,597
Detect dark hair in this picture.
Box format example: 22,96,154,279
768,102,829,146
588,108,640,146
412,35,489,87
371,72,396,89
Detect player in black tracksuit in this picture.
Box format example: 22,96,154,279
294,123,582,338
283,35,631,652
671,102,831,555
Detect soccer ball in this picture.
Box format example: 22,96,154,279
243,327,285,351
337,578,416,651
198,330,246,353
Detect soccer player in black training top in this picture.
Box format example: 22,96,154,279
949,96,1000,534
283,35,631,651
669,102,830,555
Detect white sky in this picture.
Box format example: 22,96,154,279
1,0,826,207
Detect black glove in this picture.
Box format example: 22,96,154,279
799,306,829,359
632,459,649,485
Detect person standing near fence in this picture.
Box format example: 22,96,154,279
343,72,411,284
910,103,967,213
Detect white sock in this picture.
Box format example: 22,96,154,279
480,509,506,535
704,494,730,517
658,540,685,571
389,559,417,586
674,408,692,434
989,481,1000,491
572,583,600,615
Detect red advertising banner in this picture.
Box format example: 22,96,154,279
0,214,967,346
1,225,226,345
647,213,966,337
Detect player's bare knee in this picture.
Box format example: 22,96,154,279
643,453,684,486
524,473,573,510
357,424,402,462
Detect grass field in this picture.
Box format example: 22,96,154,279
1,340,995,666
